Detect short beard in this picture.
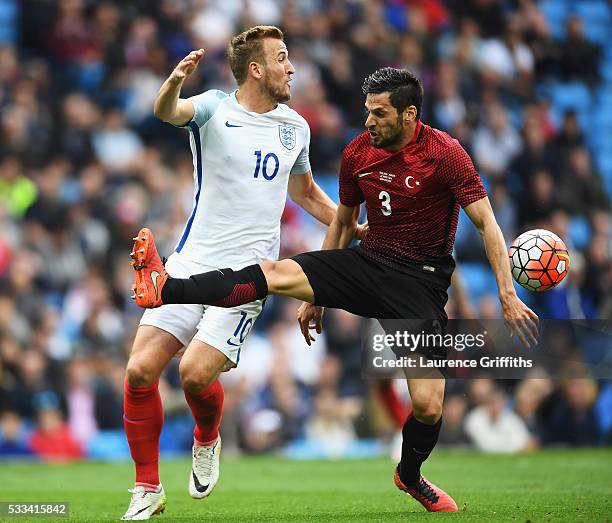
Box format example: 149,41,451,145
372,117,404,149
263,77,290,103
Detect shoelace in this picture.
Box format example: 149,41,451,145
416,478,439,504
194,445,215,477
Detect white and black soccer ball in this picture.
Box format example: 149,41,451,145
508,229,571,292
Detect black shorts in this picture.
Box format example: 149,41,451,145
292,245,452,321
292,246,454,362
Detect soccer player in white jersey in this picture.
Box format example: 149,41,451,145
121,26,360,520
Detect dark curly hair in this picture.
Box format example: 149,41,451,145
362,67,423,118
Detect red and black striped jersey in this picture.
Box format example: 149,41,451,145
339,121,487,265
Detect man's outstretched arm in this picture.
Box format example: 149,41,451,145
463,197,539,347
153,49,205,126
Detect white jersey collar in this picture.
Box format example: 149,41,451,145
230,90,282,117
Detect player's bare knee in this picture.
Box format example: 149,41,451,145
412,396,443,425
125,357,159,387
179,361,217,394
181,374,215,394
260,260,283,292
261,259,309,298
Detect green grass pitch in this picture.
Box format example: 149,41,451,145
1,449,611,522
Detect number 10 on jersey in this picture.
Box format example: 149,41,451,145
253,150,279,180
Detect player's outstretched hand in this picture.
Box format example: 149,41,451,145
297,302,324,346
501,293,539,348
355,222,369,240
170,49,205,83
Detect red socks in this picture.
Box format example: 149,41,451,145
123,379,164,486
378,381,411,428
184,380,224,446
123,378,223,488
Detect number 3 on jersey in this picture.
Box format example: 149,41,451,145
379,190,392,216
253,150,279,180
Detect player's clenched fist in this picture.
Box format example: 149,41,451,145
169,49,205,83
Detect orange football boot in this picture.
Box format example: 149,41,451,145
130,227,168,308
394,467,458,513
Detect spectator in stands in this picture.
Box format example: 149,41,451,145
514,380,545,438
305,388,357,458
29,400,84,461
57,94,98,169
517,169,560,229
472,102,522,179
449,0,505,39
432,60,467,132
438,394,470,447
521,0,560,81
552,110,585,154
465,386,534,452
91,356,124,431
91,109,144,174
510,113,556,188
0,410,33,457
559,146,609,218
559,15,601,85
65,358,98,445
582,235,611,313
538,378,599,446
478,16,534,96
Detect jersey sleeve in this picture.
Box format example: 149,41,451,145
439,141,488,208
182,89,227,128
338,145,365,206
290,122,311,175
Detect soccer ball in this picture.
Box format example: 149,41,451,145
508,229,570,292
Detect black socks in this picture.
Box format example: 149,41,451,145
399,415,442,486
161,264,268,307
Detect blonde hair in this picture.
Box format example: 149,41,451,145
227,25,284,85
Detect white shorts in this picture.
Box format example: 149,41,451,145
139,253,263,365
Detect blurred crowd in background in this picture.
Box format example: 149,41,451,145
0,0,610,461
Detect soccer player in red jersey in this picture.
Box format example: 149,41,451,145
131,67,539,513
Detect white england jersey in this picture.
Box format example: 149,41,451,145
175,89,311,269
